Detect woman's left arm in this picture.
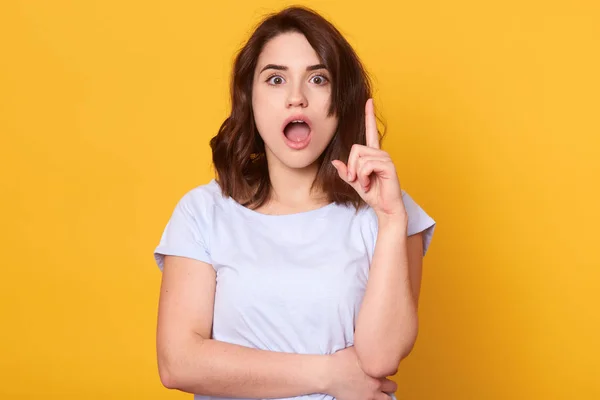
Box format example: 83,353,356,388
331,98,426,379
353,218,423,378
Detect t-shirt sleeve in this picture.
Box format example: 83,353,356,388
363,190,436,258
402,190,436,256
153,191,212,271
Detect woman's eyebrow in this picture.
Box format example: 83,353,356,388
259,64,327,73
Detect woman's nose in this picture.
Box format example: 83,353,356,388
286,85,308,108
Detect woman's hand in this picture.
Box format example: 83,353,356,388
332,99,407,222
325,346,396,400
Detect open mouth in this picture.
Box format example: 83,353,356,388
283,120,311,143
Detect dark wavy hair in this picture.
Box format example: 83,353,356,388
210,5,385,211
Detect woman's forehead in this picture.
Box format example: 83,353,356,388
257,32,322,70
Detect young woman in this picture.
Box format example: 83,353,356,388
153,6,435,400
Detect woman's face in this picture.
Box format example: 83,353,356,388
252,32,338,170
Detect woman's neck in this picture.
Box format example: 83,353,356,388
257,156,330,214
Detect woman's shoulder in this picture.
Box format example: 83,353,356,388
179,178,222,202
172,179,224,219
354,189,436,255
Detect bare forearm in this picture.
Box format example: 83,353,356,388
160,335,331,397
354,217,418,377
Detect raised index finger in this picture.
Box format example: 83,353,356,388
365,98,380,149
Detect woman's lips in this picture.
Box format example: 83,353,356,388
281,114,313,150
283,129,312,150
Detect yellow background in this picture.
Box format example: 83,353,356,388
1,0,599,399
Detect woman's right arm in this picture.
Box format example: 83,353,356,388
157,254,332,398
157,255,397,399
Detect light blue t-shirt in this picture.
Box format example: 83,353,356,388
154,179,436,400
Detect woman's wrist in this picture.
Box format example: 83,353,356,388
317,354,335,394
376,212,408,234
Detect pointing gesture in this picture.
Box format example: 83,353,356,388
332,98,406,221
365,98,380,150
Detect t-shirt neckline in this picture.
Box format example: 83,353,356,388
210,179,337,220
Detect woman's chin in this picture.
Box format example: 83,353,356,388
269,149,322,171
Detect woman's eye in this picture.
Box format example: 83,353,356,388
310,75,329,85
267,75,285,85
